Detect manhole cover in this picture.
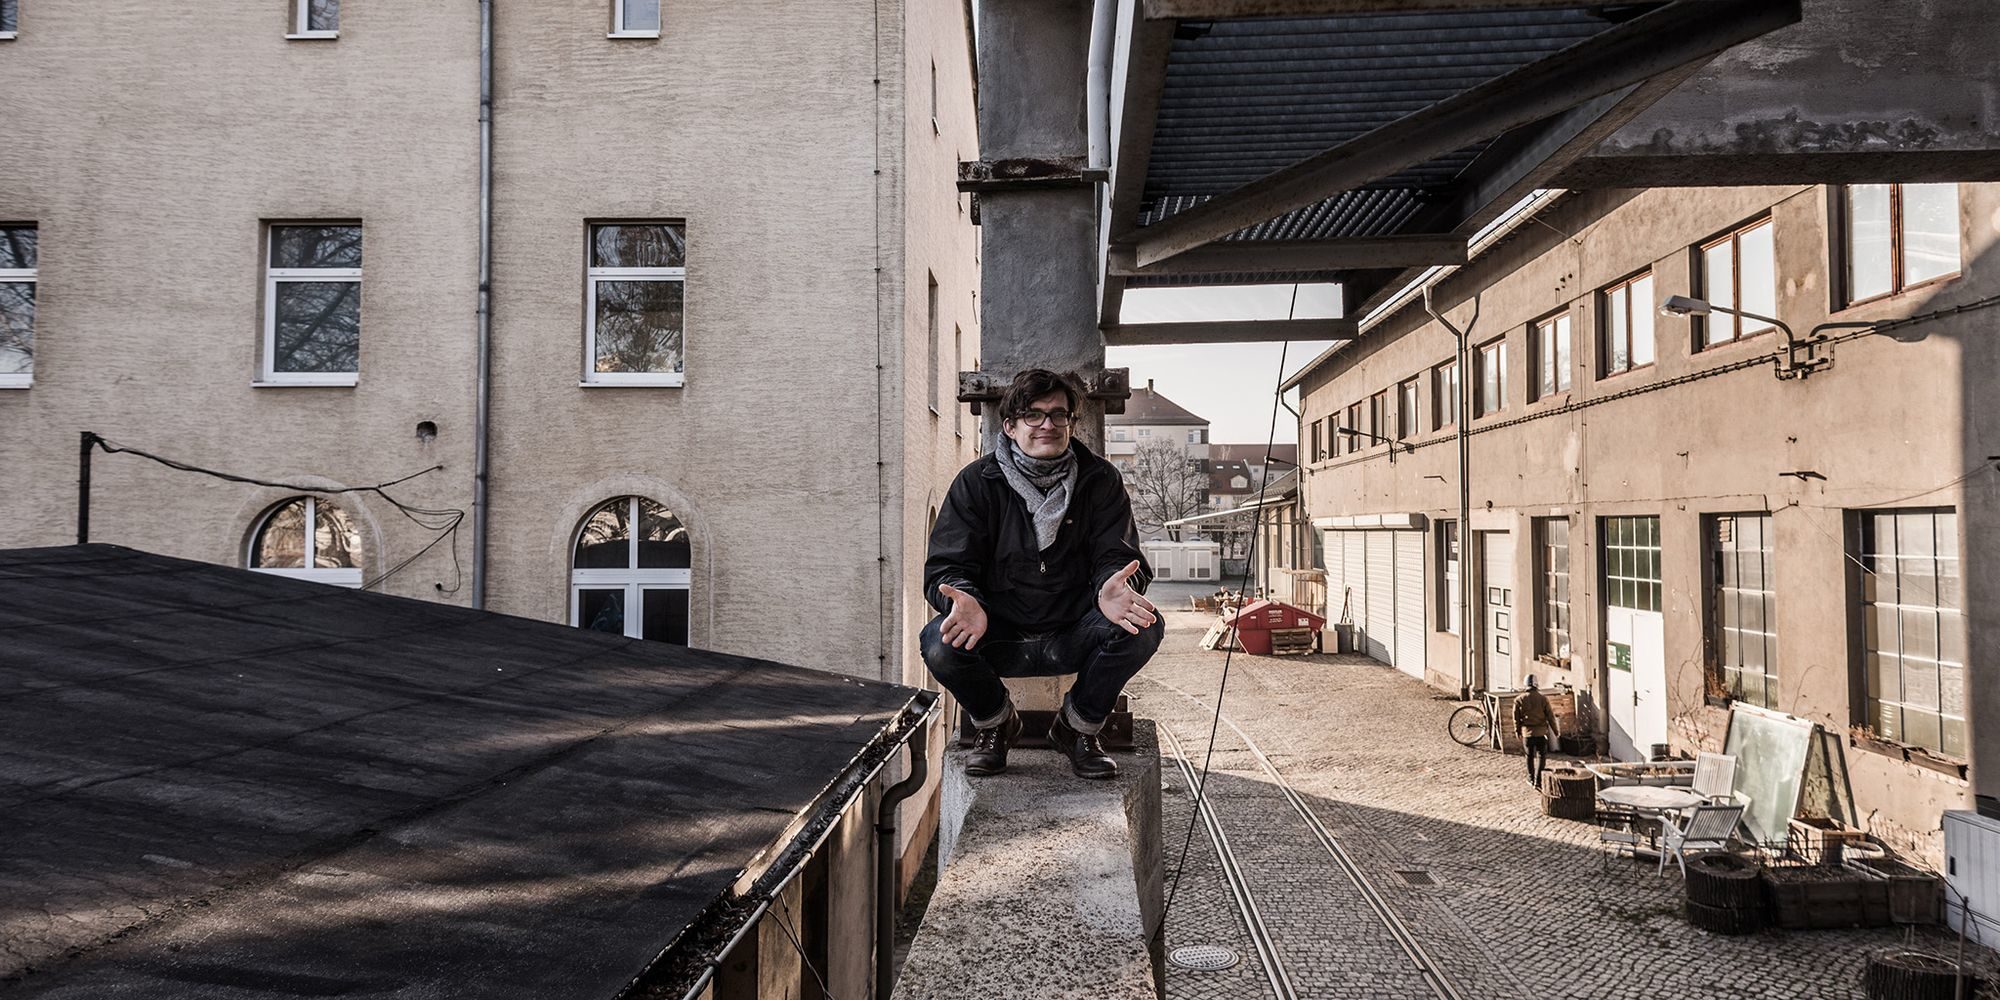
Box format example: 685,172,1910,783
1396,870,1437,886
1169,945,1240,971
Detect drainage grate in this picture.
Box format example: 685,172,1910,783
1168,944,1240,972
1395,870,1437,886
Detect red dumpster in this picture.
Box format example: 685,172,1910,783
1224,599,1326,655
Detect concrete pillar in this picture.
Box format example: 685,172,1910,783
962,0,1118,454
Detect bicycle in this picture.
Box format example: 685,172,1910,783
1447,697,1495,749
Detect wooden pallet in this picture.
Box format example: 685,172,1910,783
1269,628,1317,655
1199,623,1240,651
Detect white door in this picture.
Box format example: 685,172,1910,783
1478,531,1515,690
1365,531,1396,663
1322,530,1348,628
1604,515,1667,759
1393,530,1428,680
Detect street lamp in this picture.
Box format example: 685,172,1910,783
1659,294,1879,380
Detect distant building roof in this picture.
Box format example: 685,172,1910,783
0,545,921,999
1208,443,1298,467
1208,459,1254,495
1106,381,1207,426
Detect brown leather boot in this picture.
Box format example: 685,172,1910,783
1048,713,1117,780
963,710,1022,777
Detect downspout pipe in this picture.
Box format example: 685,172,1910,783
1086,0,1116,171
1424,287,1474,701
875,705,935,1000
472,0,494,609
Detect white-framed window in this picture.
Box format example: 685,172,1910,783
1709,513,1776,709
1844,183,1961,306
1857,508,1963,757
1474,337,1507,417
1432,359,1458,430
609,0,661,37
584,222,685,385
248,496,363,587
571,496,691,644
1397,377,1419,439
1531,311,1571,401
1600,271,1655,377
1696,217,1777,348
288,0,338,39
0,225,35,388
1186,429,1201,444
1138,428,1151,438
263,224,361,385
1112,427,1129,441
1,0,19,39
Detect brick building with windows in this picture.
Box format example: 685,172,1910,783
0,0,980,893
1288,182,1996,864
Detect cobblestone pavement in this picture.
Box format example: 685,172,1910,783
1134,606,2000,1000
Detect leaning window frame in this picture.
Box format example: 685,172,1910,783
261,223,362,387
583,222,687,387
608,0,662,38
0,224,35,389
287,0,338,39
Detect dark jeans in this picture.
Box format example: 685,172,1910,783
1525,735,1549,784
919,608,1165,732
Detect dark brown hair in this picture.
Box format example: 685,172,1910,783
999,368,1079,420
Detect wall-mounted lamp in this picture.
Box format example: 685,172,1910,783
1661,295,1886,380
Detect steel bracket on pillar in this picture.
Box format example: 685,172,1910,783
959,368,1132,415
958,157,1109,192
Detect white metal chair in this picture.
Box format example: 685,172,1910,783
1659,803,1746,876
1691,751,1737,803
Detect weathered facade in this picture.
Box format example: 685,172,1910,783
1292,182,1996,863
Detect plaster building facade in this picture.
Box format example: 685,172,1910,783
1104,380,1209,472
0,0,978,884
1290,182,1997,864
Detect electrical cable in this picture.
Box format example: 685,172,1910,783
771,896,840,1000
88,435,468,593
1161,332,1291,920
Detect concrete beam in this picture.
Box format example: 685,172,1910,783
1126,0,1802,268
1106,318,1358,345
1100,8,1177,328
1564,0,2000,188
1107,236,1465,277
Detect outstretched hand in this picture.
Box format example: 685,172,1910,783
937,584,989,649
1097,560,1158,635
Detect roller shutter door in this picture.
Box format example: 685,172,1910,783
1393,531,1427,680
1364,531,1395,662
1342,532,1367,645
1322,531,1349,628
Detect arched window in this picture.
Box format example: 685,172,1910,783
248,496,362,587
570,496,690,644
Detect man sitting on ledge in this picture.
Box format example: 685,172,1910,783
921,368,1164,779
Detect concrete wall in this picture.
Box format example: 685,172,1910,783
0,3,480,590
1295,183,1997,863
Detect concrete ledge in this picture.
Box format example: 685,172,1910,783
896,721,1163,1000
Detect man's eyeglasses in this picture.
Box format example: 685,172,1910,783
1014,408,1074,428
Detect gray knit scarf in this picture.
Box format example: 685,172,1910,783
996,436,1079,551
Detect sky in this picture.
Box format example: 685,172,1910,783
1107,283,1344,444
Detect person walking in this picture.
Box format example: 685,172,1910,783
1514,675,1557,788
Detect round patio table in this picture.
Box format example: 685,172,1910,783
1596,785,1708,811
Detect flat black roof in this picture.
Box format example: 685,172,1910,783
0,545,917,999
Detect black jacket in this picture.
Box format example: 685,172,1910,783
924,441,1152,633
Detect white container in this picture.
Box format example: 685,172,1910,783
1943,809,2000,936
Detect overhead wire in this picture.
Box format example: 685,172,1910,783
1161,311,1293,920
88,435,467,593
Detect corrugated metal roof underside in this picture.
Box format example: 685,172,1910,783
1140,8,1647,242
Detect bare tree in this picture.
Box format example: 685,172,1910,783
1126,439,1208,536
